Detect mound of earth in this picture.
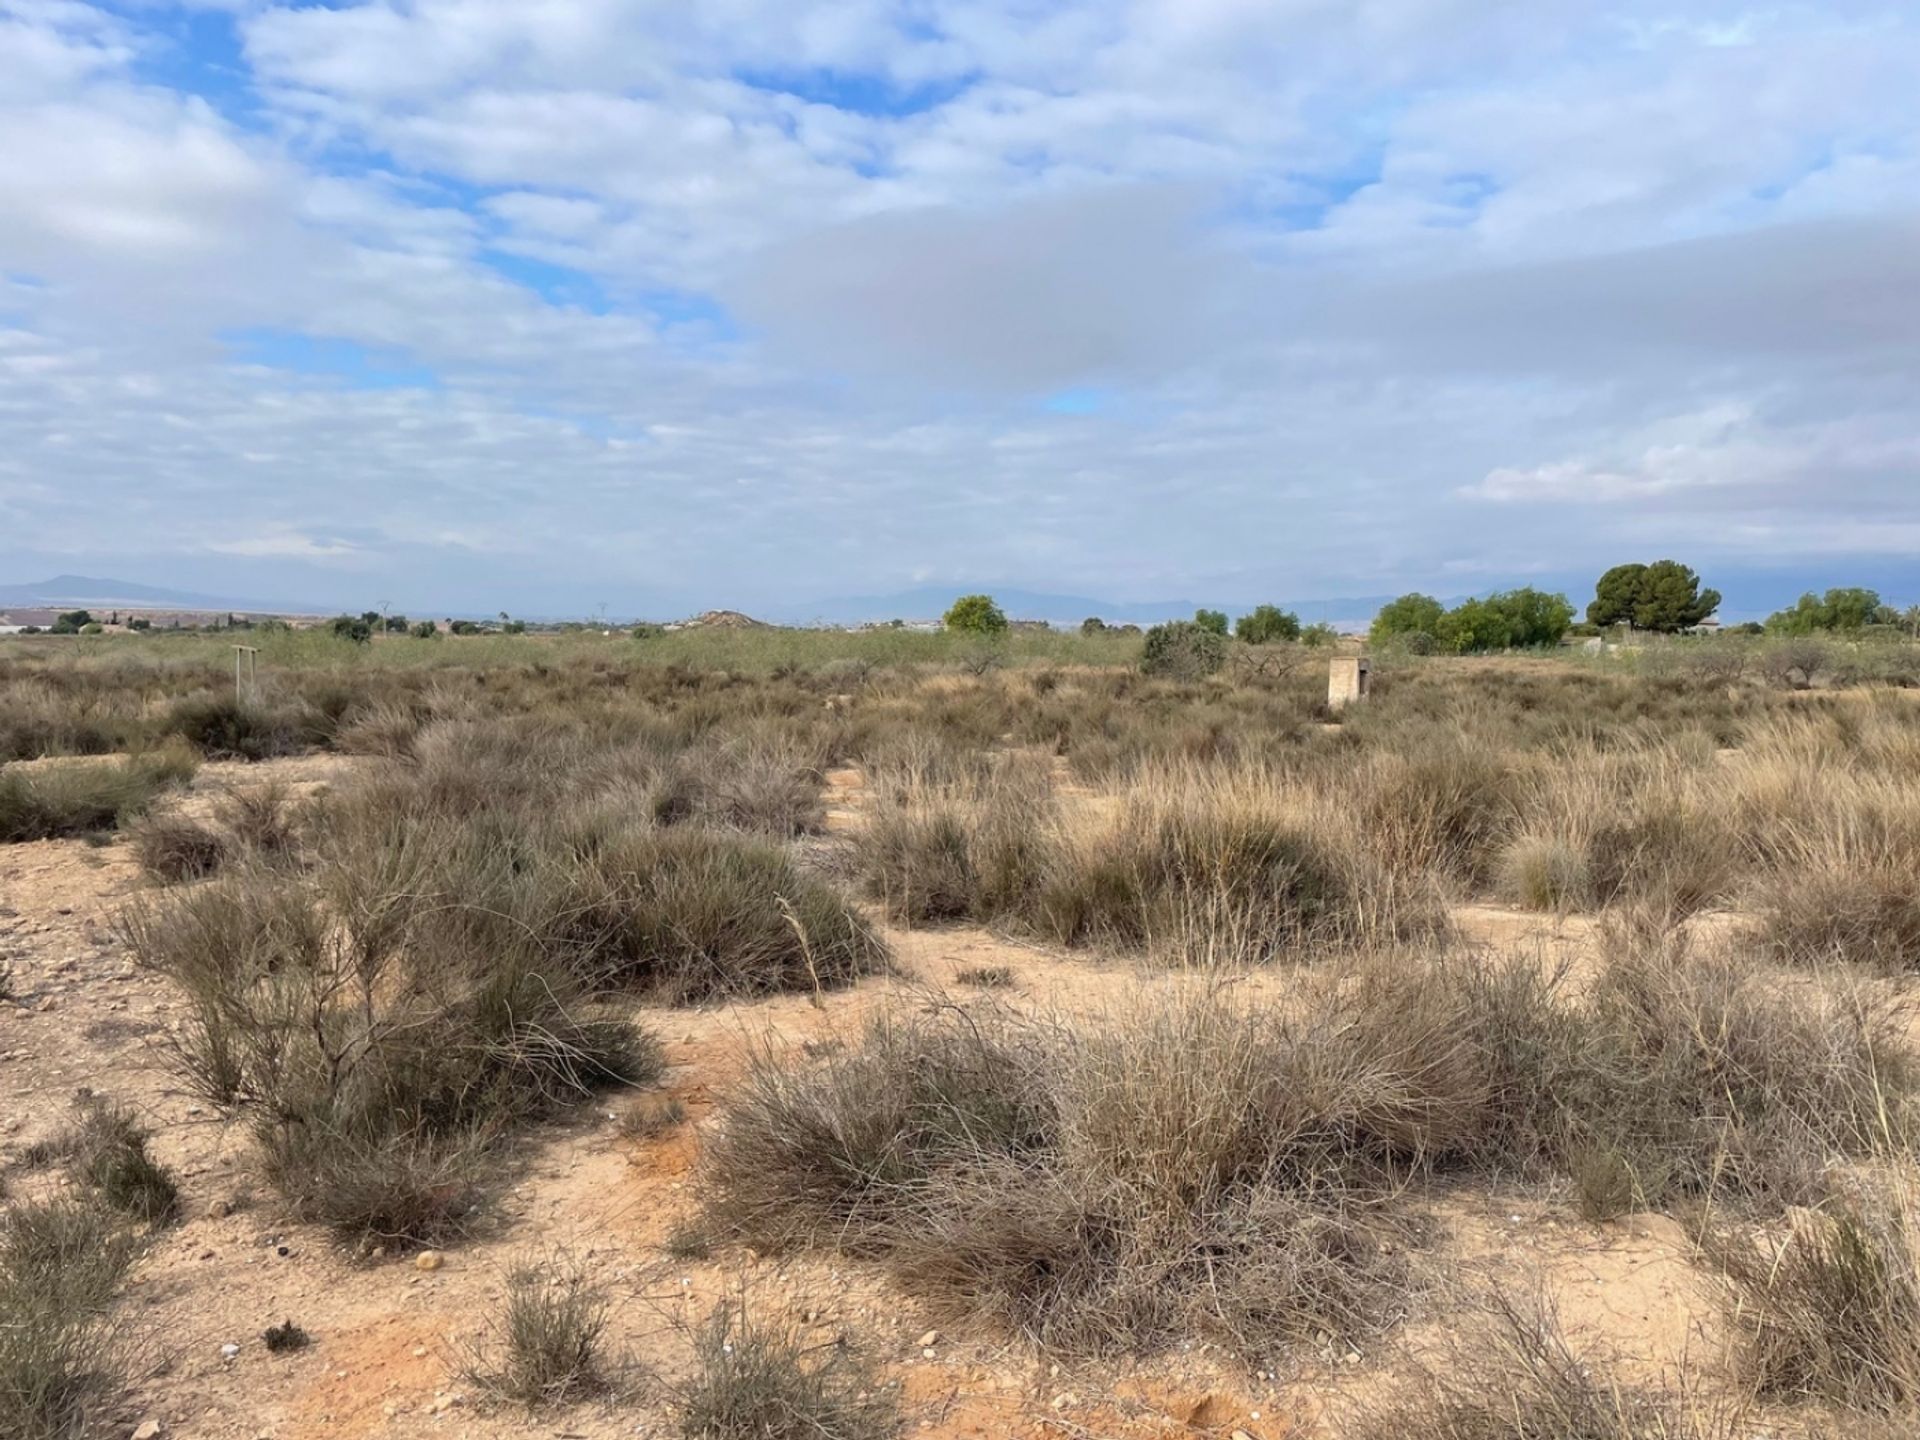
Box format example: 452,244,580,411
678,609,774,629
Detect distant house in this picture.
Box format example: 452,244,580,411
1686,618,1723,636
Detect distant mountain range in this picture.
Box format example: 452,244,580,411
780,587,1414,628
0,575,322,615
6,566,1914,629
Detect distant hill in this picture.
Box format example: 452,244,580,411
0,575,322,615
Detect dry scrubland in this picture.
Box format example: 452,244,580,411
5,627,1920,1439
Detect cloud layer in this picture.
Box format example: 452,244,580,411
2,0,1917,614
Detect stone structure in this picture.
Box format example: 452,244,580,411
1328,655,1371,709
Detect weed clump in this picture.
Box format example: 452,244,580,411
1351,1294,1745,1440
0,746,198,843
464,1256,612,1408
0,1196,142,1440
1712,1199,1920,1413
56,1093,179,1226
675,1299,898,1440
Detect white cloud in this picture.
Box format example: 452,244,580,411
0,0,1916,612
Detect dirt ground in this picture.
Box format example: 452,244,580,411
1,756,1732,1440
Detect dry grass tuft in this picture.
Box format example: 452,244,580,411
464,1254,614,1408
1712,1194,1920,1414
1350,1293,1755,1440
673,1299,899,1440
0,1196,142,1440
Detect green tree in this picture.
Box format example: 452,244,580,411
1586,564,1648,627
51,609,93,634
1079,617,1108,637
943,594,1008,635
1632,560,1719,632
1767,587,1884,634
384,614,410,633
1300,622,1339,647
1491,587,1575,648
1234,604,1301,644
409,620,438,639
1192,608,1229,636
1369,593,1445,648
328,614,373,644
1141,620,1229,678
1587,560,1718,632
1435,597,1513,654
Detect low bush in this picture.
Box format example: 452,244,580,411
1712,1198,1920,1413
704,939,1914,1361
128,811,228,883
1140,621,1228,679
0,1196,141,1440
1351,1294,1745,1440
464,1255,613,1408
674,1299,899,1440
56,1093,179,1226
123,863,663,1241
558,827,888,1001
0,745,198,843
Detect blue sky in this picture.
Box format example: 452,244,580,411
1,0,1917,617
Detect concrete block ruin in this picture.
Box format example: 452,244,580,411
1328,655,1371,709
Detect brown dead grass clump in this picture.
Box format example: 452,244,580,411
1712,1194,1920,1415
0,1195,145,1440
0,744,198,843
1350,1294,1759,1440
672,1299,900,1440
705,932,1914,1362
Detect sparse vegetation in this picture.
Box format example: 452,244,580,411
464,1255,613,1408
674,1299,899,1440
0,1195,142,1440
1712,1196,1920,1413
0,745,197,842
13,619,1920,1434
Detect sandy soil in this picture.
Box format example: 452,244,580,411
0,756,1735,1440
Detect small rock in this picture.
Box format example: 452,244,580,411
1232,1431,1259,1440
220,1342,241,1360
917,1330,939,1348
920,1347,936,1359
415,1251,444,1272
131,1421,163,1440
205,1199,231,1220
1050,1393,1076,1411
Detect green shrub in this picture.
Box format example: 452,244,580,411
1140,620,1228,678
